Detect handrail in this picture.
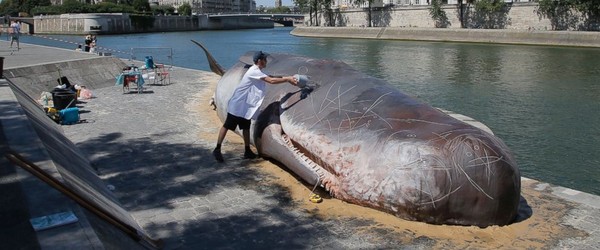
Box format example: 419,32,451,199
129,47,173,69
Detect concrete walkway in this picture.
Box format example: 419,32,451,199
1,41,599,249
291,27,600,48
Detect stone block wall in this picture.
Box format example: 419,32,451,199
307,3,574,31
32,14,272,34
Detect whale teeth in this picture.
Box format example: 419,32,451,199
281,132,332,187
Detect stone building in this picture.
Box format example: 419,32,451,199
151,0,255,14
331,0,533,8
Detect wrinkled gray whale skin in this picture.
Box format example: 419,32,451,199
194,41,521,227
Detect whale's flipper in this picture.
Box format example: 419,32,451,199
191,40,225,76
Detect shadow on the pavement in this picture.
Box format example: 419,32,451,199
73,132,412,249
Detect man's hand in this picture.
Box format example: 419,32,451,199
287,76,298,86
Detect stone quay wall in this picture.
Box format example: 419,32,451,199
291,26,600,48
34,13,273,35
307,3,598,31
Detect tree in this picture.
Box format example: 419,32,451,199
294,0,309,12
152,5,175,15
267,6,292,13
457,0,464,28
304,0,320,26
321,0,334,26
537,0,600,30
429,0,448,28
177,2,192,16
473,0,506,28
61,0,89,13
353,0,374,27
0,0,51,16
132,0,150,13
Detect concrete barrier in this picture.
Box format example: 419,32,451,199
4,56,126,99
291,26,600,48
0,49,150,248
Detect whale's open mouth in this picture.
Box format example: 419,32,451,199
260,124,332,188
282,131,330,178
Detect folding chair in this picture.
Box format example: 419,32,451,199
123,75,137,93
153,64,170,85
142,56,170,85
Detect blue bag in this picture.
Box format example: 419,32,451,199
144,56,154,69
59,107,80,125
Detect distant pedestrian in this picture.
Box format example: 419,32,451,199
84,34,92,52
9,21,20,49
89,41,96,54
75,44,82,51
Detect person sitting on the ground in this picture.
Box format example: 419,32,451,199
89,42,97,54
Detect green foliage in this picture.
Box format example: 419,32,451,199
1,0,51,16
177,2,192,16
29,0,137,15
429,0,448,28
132,0,150,13
92,2,134,13
470,0,509,28
151,5,175,15
267,6,292,13
294,0,309,12
537,0,572,17
474,0,505,13
31,6,61,15
536,0,597,30
61,0,90,13
130,14,154,30
0,0,19,16
537,0,600,18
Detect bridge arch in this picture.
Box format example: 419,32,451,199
6,17,35,34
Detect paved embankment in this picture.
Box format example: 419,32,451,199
291,26,600,48
1,42,600,249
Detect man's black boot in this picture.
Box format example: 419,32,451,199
213,148,224,162
244,149,257,159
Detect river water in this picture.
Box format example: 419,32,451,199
21,27,600,196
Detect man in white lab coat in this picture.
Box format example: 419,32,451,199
212,51,298,162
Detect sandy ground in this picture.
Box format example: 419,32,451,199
192,78,586,249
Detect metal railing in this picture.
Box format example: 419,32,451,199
129,47,173,69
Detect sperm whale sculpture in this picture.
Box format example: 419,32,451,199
194,41,521,227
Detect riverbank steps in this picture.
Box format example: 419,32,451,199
1,41,599,249
291,26,600,48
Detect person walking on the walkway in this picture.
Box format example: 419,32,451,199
84,34,92,52
212,51,298,162
9,21,21,49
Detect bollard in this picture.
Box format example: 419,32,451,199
0,56,4,78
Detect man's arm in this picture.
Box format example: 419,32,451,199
262,76,298,86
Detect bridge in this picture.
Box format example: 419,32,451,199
208,13,304,27
2,16,34,34
1,13,304,34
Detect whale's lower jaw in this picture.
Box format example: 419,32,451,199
258,124,336,188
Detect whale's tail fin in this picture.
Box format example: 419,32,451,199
191,40,225,76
